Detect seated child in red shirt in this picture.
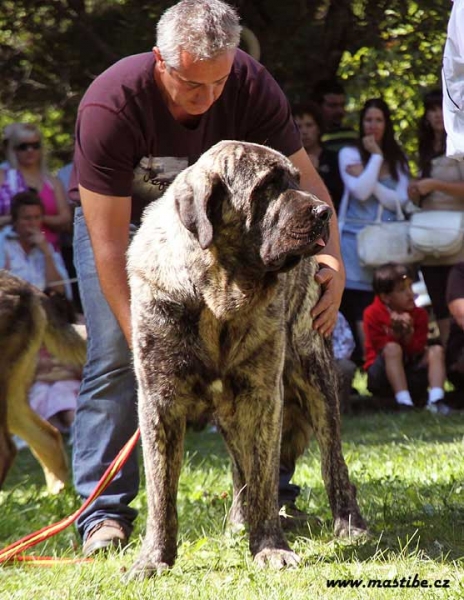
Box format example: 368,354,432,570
363,262,447,411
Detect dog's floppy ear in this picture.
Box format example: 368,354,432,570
175,168,222,250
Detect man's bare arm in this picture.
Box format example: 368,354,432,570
288,147,346,336
79,185,133,345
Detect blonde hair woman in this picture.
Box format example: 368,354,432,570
0,123,71,248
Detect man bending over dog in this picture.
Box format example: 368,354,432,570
70,0,346,556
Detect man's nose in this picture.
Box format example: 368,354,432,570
198,85,216,105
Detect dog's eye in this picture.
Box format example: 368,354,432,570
255,169,286,195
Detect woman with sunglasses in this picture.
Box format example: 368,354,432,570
0,123,71,249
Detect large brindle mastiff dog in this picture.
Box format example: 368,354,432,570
127,140,366,578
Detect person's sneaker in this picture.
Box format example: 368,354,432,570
426,400,453,415
82,519,129,557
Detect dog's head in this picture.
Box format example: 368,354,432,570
173,141,332,273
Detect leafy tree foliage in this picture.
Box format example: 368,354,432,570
338,2,449,169
0,0,451,169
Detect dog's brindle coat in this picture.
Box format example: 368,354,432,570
127,141,366,578
0,271,86,492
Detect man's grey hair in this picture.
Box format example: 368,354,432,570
156,0,241,69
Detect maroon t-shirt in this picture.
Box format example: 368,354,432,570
71,50,302,224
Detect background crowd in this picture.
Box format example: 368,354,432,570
293,80,464,412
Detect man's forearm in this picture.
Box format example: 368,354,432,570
315,216,346,279
94,249,132,345
290,148,345,280
309,184,346,282
79,186,133,344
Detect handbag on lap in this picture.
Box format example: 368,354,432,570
357,201,424,267
409,210,464,258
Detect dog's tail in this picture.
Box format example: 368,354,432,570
41,295,87,367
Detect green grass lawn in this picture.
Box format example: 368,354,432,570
1,409,464,599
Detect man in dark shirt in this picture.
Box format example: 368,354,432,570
71,0,345,556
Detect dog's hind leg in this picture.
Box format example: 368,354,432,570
7,389,68,494
296,357,367,538
0,378,17,488
6,337,68,494
218,371,300,569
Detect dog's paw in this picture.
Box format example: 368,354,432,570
254,548,300,570
126,559,171,581
334,516,369,540
43,464,67,494
45,477,66,495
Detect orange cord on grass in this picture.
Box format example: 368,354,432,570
0,428,140,566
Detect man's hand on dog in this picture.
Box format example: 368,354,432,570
312,266,344,337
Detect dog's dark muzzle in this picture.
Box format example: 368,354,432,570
261,197,332,272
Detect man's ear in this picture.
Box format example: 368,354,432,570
153,47,165,71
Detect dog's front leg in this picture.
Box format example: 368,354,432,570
129,385,186,580
220,372,299,569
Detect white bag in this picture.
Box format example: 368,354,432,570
357,202,424,267
409,210,464,257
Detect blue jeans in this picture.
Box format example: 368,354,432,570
72,207,139,540
279,465,300,506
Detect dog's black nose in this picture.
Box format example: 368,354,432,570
313,204,332,222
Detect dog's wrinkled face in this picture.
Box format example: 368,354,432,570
175,141,332,273
251,167,331,272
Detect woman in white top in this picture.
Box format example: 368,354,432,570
338,97,410,361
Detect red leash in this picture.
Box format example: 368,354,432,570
0,428,140,566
